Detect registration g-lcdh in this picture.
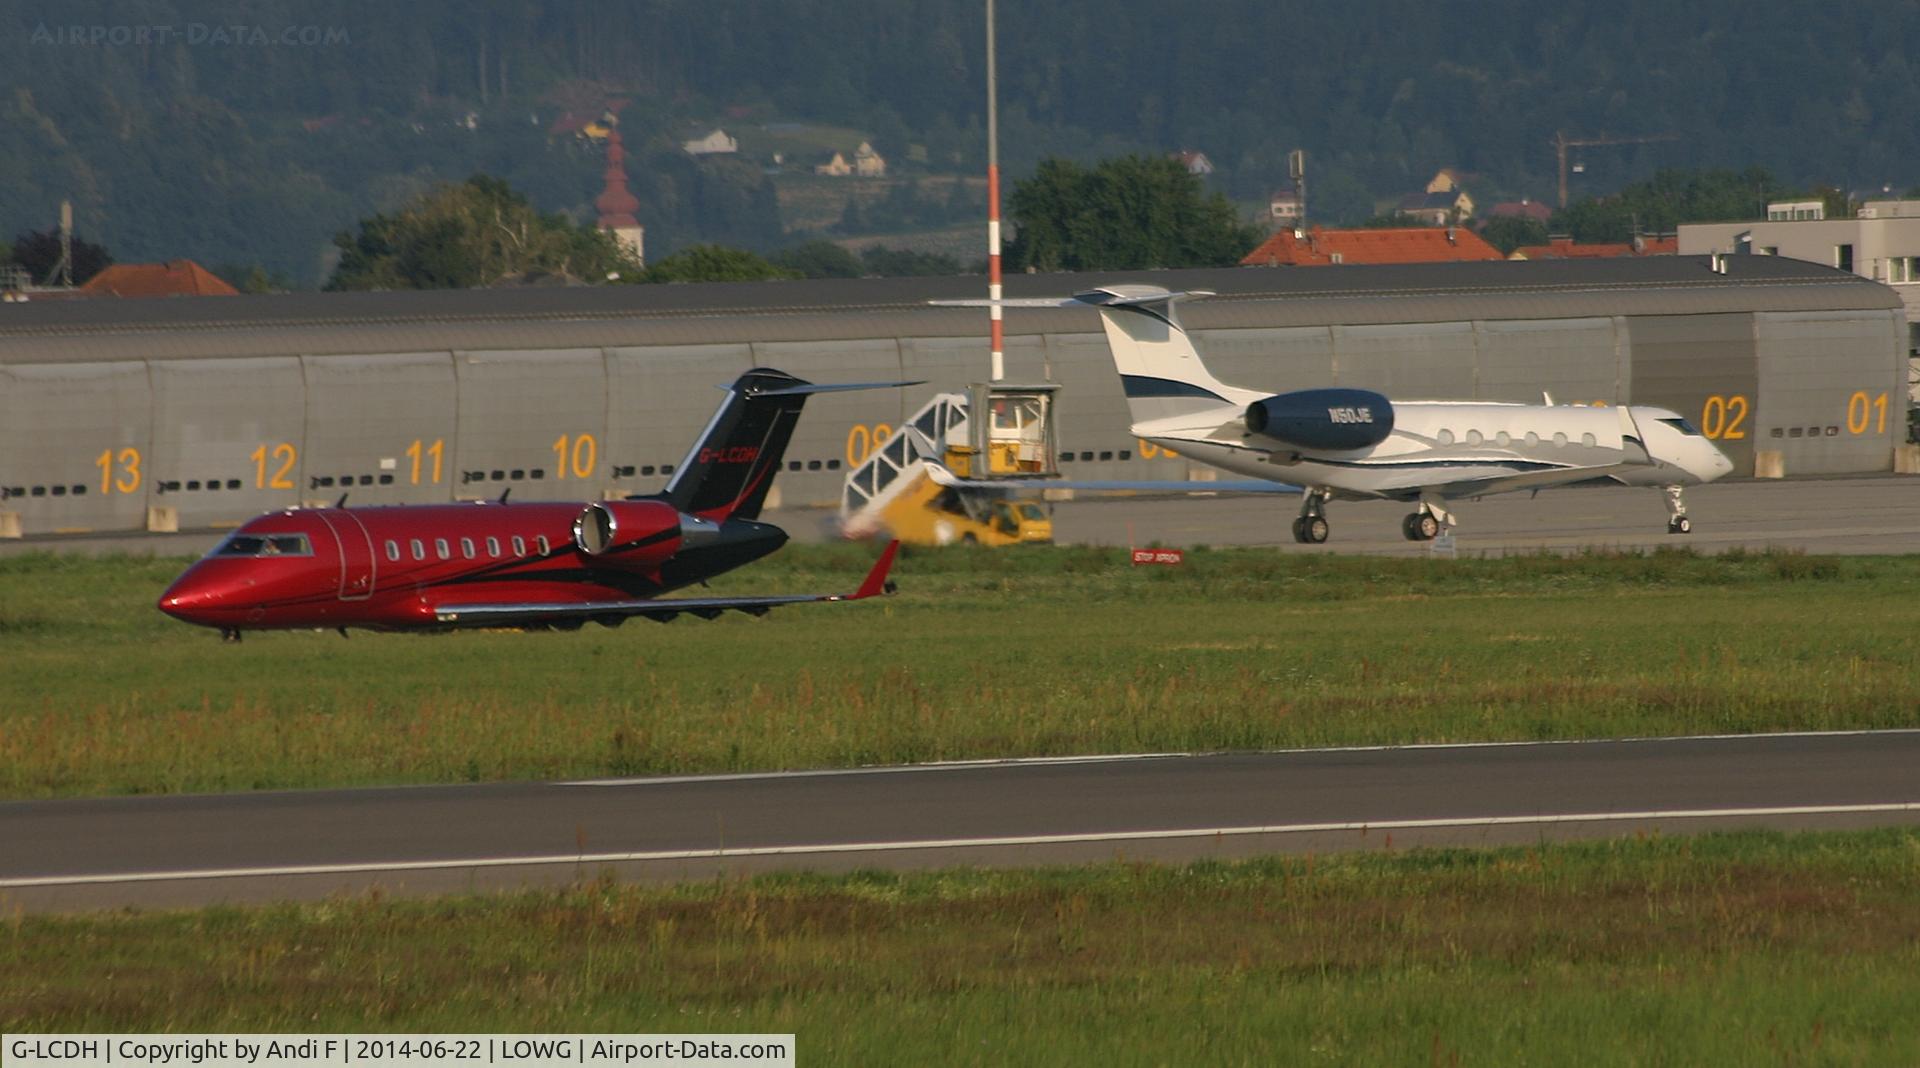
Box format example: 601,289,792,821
3,1036,796,1068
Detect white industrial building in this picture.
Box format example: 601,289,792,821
1681,201,1920,405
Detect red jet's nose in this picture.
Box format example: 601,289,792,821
157,570,229,625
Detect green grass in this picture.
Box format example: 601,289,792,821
3,544,1918,798
7,829,1920,1063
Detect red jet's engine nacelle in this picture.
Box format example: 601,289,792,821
573,500,685,568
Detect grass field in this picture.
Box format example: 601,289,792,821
2,544,1918,798
6,829,1920,1063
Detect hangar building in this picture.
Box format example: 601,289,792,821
0,256,1904,539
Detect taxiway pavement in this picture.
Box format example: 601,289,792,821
6,731,1919,913
7,475,1917,558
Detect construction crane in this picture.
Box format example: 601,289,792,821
1552,131,1679,208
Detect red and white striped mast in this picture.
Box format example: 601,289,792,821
985,0,1004,382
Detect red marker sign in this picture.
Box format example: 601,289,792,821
1131,548,1184,566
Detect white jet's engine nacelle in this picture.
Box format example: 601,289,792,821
1245,388,1395,451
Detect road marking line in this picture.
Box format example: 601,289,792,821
563,752,1191,786
8,802,1919,889
559,729,1920,787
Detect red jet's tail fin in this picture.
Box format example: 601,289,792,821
661,370,919,522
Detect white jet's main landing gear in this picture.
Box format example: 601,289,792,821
1401,496,1454,542
1663,484,1693,535
1401,510,1441,541
1291,487,1331,544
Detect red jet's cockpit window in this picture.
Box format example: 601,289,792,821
212,533,313,557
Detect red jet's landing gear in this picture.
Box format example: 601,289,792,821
1664,485,1693,534
220,627,242,643
1291,487,1331,544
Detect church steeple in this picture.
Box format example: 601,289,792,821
596,129,644,266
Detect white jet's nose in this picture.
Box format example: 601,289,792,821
1695,441,1734,483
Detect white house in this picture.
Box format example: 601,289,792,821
683,129,739,156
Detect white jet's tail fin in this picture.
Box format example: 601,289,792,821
1070,286,1249,427
935,285,1250,429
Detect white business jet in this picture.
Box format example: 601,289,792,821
948,286,1733,543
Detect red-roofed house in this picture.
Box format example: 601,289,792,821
1488,199,1553,224
1509,235,1677,260
1240,226,1504,267
80,260,238,298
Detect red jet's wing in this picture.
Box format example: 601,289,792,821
431,541,899,629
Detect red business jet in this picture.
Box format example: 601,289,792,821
158,369,904,640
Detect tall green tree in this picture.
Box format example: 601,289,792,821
1005,156,1262,272
773,240,863,279
10,228,112,285
325,175,637,290
1553,167,1782,242
643,245,796,283
1478,216,1549,255
861,246,965,277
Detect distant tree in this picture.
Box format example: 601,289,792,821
1551,199,1635,243
1808,183,1853,220
942,177,982,222
211,263,295,294
834,196,869,235
774,240,863,278
1306,167,1381,228
643,244,797,283
1001,159,1082,270
241,265,294,293
10,228,112,285
866,105,914,165
1005,155,1262,271
1553,167,1783,242
1478,216,1549,255
860,246,964,277
325,174,636,290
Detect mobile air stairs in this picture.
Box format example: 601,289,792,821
839,384,1059,546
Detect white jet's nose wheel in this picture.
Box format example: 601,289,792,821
1662,485,1692,535
1401,512,1441,541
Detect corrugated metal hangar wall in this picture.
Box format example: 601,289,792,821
0,257,1904,538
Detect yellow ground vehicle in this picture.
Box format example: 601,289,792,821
876,480,1051,546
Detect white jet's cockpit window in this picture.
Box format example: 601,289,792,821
212,533,312,557
1659,417,1704,436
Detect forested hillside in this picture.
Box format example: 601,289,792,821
6,0,1917,286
